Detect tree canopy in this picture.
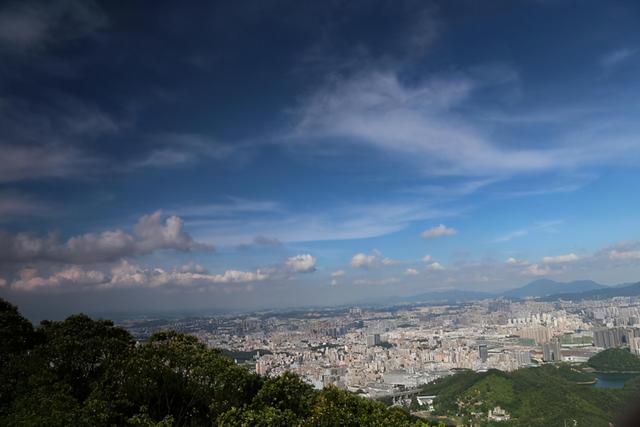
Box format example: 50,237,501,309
0,298,430,426
588,348,640,372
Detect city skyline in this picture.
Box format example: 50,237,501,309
2,0,640,319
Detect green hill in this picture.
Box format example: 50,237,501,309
0,298,434,427
588,348,640,372
418,364,640,427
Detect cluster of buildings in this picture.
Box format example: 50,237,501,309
119,295,640,400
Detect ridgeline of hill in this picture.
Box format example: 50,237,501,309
588,348,640,372
539,281,640,302
381,279,623,306
416,363,640,427
500,279,607,299
0,298,435,427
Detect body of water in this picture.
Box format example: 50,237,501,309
593,373,640,388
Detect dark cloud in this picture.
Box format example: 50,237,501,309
253,235,282,246
0,0,107,51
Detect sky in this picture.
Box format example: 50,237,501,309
2,0,640,320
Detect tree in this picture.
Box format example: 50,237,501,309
111,331,263,426
0,298,36,357
35,314,135,400
252,371,315,418
303,386,428,426
0,298,37,415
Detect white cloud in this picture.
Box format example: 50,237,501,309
421,254,433,263
0,277,7,287
350,250,397,269
107,260,271,288
541,253,579,264
506,257,529,266
405,268,419,276
180,261,206,273
329,269,345,286
10,260,272,292
350,251,378,269
144,268,270,287
331,270,346,278
609,250,640,260
0,210,213,264
421,224,457,239
12,266,105,291
427,262,445,271
292,70,571,177
285,254,317,273
521,264,553,277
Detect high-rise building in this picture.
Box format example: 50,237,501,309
593,327,639,349
366,333,381,347
478,344,488,362
514,350,532,365
631,337,640,356
542,339,562,362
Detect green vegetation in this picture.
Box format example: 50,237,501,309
552,364,595,383
559,335,592,345
588,348,640,372
0,298,432,426
418,364,640,427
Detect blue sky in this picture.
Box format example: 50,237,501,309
2,0,640,319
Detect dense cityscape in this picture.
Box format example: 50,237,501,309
119,291,640,414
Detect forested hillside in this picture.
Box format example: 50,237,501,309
587,348,640,372
418,364,640,427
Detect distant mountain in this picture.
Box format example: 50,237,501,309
540,281,640,301
367,278,627,308
500,279,607,299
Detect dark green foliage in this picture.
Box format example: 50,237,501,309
0,299,36,356
0,299,38,413
0,298,429,426
547,363,596,383
36,314,135,400
302,386,426,426
588,348,640,372
252,371,315,418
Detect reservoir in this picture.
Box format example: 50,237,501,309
592,373,640,389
